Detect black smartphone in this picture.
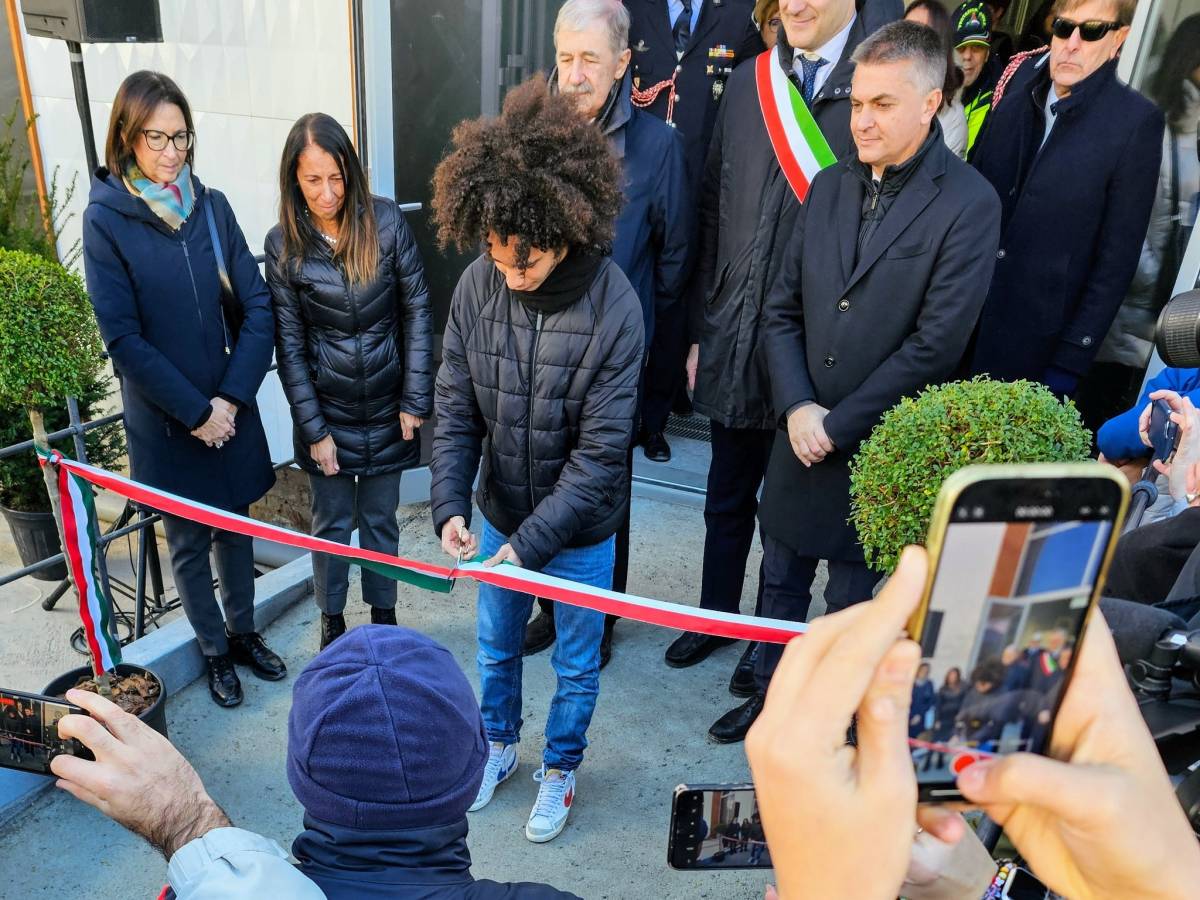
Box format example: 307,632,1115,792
0,687,93,776
908,463,1127,803
668,783,771,869
1149,398,1180,465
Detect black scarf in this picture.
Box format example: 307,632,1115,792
512,249,602,315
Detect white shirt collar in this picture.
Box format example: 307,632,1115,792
792,14,856,98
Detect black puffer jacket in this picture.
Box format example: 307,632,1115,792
430,255,644,571
265,197,434,476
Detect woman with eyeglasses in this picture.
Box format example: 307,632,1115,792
752,0,781,50
265,114,433,650
82,70,284,709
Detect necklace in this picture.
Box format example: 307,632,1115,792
303,207,338,246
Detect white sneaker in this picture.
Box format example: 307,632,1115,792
469,742,517,812
525,766,575,843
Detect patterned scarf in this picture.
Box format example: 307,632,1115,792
122,162,195,231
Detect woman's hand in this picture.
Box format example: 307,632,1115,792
440,515,478,560
1150,394,1200,501
1139,389,1183,448
686,343,699,392
309,435,339,476
483,543,523,568
399,412,425,442
745,547,927,900
191,399,236,447
956,610,1200,900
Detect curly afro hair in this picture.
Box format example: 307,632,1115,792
431,75,623,270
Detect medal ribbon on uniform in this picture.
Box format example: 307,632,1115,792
755,49,837,202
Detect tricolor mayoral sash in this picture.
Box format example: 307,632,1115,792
755,49,837,202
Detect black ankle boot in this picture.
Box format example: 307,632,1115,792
205,653,243,707
321,612,347,650
523,603,557,656
729,642,760,697
708,693,765,744
370,606,398,626
227,630,287,681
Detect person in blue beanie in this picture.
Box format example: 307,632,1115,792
287,625,582,899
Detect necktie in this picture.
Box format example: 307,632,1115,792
798,55,828,105
673,1,693,58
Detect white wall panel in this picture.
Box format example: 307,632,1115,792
18,1,355,468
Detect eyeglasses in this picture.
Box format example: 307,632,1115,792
1050,17,1123,41
140,129,194,152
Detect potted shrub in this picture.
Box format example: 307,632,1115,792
0,247,165,729
849,377,1093,573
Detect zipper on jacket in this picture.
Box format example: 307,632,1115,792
528,312,543,511
180,241,207,335
343,267,370,465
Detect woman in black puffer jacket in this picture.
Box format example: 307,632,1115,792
265,113,432,649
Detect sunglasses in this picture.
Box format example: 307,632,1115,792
1050,17,1123,41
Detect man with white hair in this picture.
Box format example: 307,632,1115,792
522,0,694,668
719,19,1003,741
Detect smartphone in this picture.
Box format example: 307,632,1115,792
668,783,771,869
0,688,93,776
907,462,1128,803
1149,398,1180,465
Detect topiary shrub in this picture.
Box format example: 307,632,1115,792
0,247,102,411
849,377,1092,573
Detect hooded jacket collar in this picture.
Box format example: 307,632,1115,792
291,814,478,893
88,166,207,237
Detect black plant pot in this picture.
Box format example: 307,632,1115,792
1,505,67,581
43,663,168,738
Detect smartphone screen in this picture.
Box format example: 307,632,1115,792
912,474,1122,802
0,688,93,776
668,785,770,869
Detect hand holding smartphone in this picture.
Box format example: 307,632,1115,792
0,688,94,776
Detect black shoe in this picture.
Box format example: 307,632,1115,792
320,613,346,650
205,654,243,707
370,606,398,626
708,693,765,744
599,621,615,671
642,431,671,462
523,605,557,656
227,630,287,681
665,631,737,668
729,642,760,697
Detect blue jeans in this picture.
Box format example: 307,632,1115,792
476,518,614,772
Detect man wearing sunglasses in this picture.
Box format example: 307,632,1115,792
965,0,1163,401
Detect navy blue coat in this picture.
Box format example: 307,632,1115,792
968,57,1164,392
603,72,695,348
625,0,763,183
82,171,275,510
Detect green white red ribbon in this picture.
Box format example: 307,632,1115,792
40,453,809,645
755,49,837,203
37,448,122,674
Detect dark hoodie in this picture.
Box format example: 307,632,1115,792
81,169,275,509
292,816,582,899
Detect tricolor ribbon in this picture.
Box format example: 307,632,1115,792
39,455,809,646
755,49,837,203
37,448,122,675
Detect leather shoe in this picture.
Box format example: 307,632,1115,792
642,431,671,462
370,606,398,626
205,654,243,707
320,613,346,650
665,631,736,668
728,642,760,697
599,620,615,670
708,693,765,744
523,605,557,656
227,629,287,681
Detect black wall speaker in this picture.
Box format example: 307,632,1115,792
22,0,163,43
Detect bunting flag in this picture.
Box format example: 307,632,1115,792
755,49,837,203
39,454,809,646
38,449,122,675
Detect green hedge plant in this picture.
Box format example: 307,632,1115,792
849,377,1092,572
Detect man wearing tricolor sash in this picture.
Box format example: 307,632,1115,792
669,0,900,738
720,20,1001,741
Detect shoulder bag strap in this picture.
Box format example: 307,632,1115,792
201,192,238,354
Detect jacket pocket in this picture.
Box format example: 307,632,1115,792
884,240,930,260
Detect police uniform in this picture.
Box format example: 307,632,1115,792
626,0,762,451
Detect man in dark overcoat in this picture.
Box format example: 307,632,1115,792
708,20,1002,742
624,0,762,464
666,0,901,709
966,0,1163,401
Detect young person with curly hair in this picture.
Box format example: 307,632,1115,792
428,76,644,844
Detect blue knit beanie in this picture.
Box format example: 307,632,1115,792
286,625,488,829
